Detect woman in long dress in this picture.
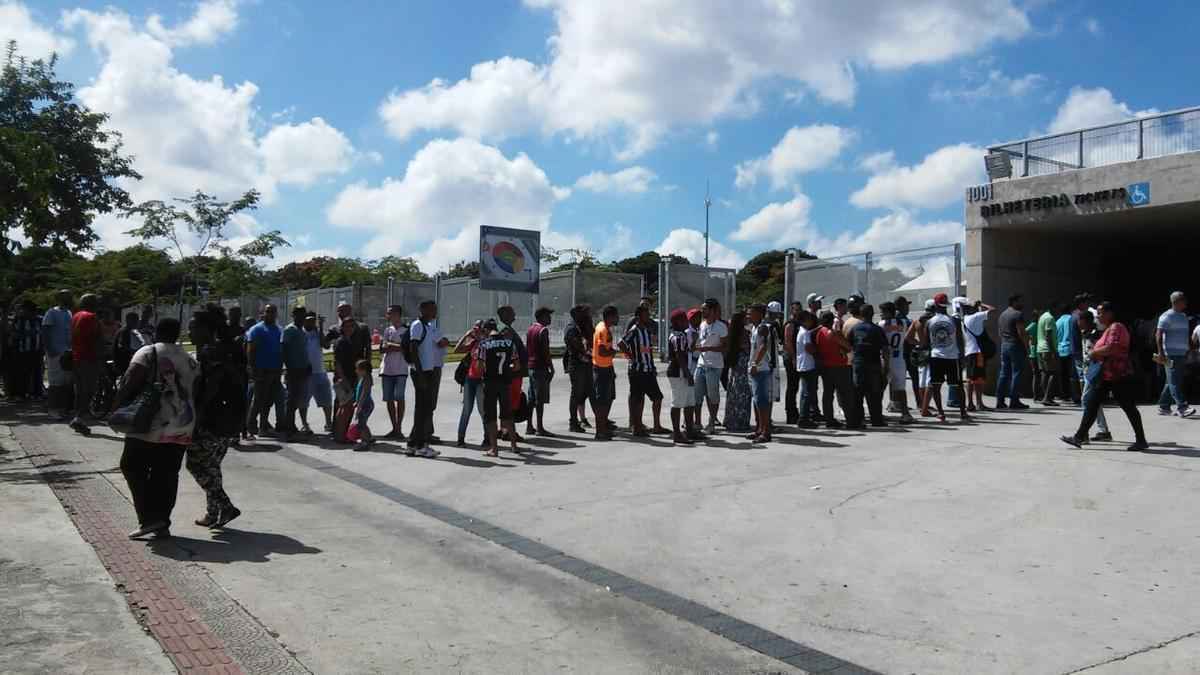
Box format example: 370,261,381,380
724,310,752,433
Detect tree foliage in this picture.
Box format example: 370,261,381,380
1,41,140,257
446,260,480,279
735,249,815,307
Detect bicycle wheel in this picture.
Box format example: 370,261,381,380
91,376,114,420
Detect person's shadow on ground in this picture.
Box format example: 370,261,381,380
149,528,322,564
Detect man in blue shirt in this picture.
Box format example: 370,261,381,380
1156,291,1194,417
1056,304,1080,404
280,306,312,438
40,290,74,417
245,304,283,436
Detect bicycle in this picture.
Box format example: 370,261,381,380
90,359,122,420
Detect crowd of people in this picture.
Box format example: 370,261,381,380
2,287,1197,541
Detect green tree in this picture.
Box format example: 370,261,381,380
611,250,689,296
371,255,430,283
316,257,375,287
272,257,330,290
734,249,815,306
126,190,288,303
446,260,480,279
1,42,140,257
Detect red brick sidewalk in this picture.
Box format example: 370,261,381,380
25,442,244,674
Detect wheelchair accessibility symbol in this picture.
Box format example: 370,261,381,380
1127,182,1150,206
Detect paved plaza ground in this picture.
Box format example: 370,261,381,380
4,368,1200,674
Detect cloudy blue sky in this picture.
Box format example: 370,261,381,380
4,0,1195,272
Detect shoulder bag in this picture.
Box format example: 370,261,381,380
109,347,162,435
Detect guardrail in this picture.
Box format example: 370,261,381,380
989,106,1200,178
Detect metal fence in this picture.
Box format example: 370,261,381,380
128,269,648,346
436,269,643,346
655,261,738,355
990,106,1200,178
788,244,962,310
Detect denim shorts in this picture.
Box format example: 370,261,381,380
694,366,721,406
381,374,407,402
750,368,772,408
306,372,332,408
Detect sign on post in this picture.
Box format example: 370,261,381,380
479,226,540,293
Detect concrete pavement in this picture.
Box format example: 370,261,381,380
4,366,1200,674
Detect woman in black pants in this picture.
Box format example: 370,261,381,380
115,317,200,539
1061,302,1148,452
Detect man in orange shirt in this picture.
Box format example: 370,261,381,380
591,305,620,440
814,309,856,429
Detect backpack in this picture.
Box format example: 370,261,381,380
968,320,997,359
401,320,426,367
453,356,469,386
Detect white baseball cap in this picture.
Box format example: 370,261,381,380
767,301,783,314
805,293,824,305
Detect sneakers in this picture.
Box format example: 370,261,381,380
1090,431,1113,442
418,446,440,458
568,422,586,433
1041,400,1060,407
1060,435,1083,449
996,402,1009,410
1127,441,1150,452
1158,408,1174,416
216,506,241,527
1010,402,1030,410
70,420,91,435
1178,407,1196,418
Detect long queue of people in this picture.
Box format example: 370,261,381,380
4,287,1197,541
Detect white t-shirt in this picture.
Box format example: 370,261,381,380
795,326,815,372
748,321,772,371
927,313,960,360
962,311,990,356
429,320,447,368
697,319,727,369
381,324,409,376
126,343,198,445
1193,324,1200,350
409,319,445,372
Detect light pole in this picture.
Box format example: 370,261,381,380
703,180,711,301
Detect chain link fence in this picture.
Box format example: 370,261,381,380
128,269,648,347
655,262,737,355
788,244,962,309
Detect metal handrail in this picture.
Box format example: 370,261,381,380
987,105,1200,152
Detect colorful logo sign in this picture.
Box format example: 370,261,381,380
489,241,526,274
1127,182,1150,206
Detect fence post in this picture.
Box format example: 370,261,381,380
863,252,871,300
783,250,794,306
1077,131,1084,168
1022,141,1029,177
953,243,962,295
1137,118,1144,159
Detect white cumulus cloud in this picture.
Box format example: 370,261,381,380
60,2,357,252
655,228,745,269
850,143,984,210
731,194,815,247
574,166,657,194
260,117,355,187
379,0,1030,158
1048,87,1158,134
326,138,571,273
735,124,853,190
146,0,238,47
0,1,74,58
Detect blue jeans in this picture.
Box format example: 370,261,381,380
750,368,772,409
694,365,721,407
1158,356,1188,412
1080,370,1109,433
458,378,483,440
996,342,1026,405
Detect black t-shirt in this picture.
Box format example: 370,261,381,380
334,336,357,380
563,321,592,373
480,335,516,380
849,321,887,364
998,307,1025,345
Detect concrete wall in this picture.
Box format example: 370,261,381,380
966,149,1200,309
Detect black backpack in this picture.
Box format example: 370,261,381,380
401,321,426,367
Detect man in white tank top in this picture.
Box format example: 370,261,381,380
921,293,969,422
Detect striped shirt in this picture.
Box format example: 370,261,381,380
621,323,656,373
9,317,42,353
